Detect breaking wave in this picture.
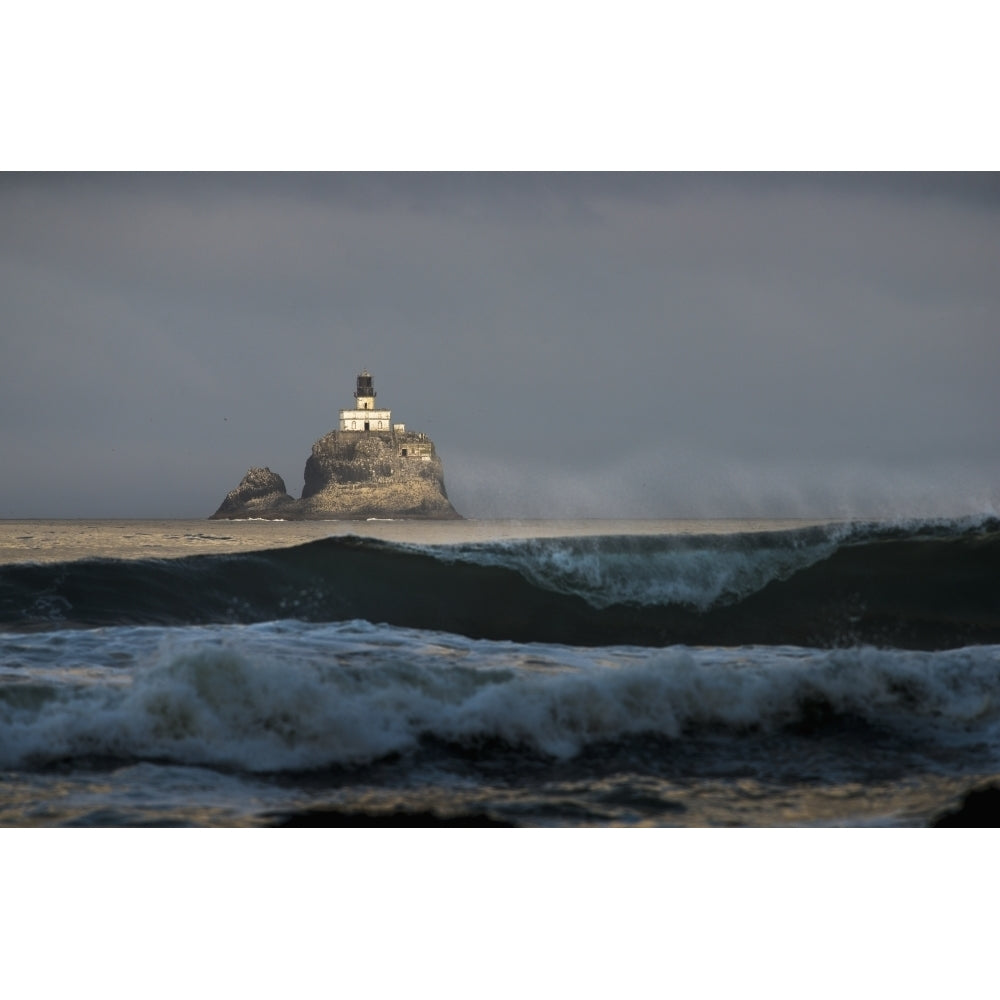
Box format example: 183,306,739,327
1,620,999,772
1,516,998,649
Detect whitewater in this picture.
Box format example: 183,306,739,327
1,516,998,826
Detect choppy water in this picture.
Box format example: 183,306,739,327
2,516,998,826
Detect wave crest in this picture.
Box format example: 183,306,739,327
2,516,998,649
2,622,999,771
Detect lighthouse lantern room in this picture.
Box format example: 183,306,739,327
339,370,393,432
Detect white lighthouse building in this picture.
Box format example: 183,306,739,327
338,370,399,433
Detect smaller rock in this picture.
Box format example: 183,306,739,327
209,467,296,519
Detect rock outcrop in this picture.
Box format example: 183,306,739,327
210,430,461,520
210,467,297,519
929,783,1000,827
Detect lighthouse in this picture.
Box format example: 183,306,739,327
339,370,395,432
212,366,459,518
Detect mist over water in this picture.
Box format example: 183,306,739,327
446,449,1000,521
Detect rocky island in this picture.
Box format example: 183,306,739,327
210,371,461,520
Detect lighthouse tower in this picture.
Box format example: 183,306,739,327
354,371,376,409
339,370,394,432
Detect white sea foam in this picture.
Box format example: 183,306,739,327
400,532,844,609
1,622,999,771
395,513,1000,609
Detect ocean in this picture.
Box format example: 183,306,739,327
2,515,999,828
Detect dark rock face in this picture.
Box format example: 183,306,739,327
302,432,399,494
929,784,1000,827
209,467,297,519
210,431,461,520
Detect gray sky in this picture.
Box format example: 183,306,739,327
2,172,998,519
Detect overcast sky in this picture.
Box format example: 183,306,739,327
1,172,998,519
